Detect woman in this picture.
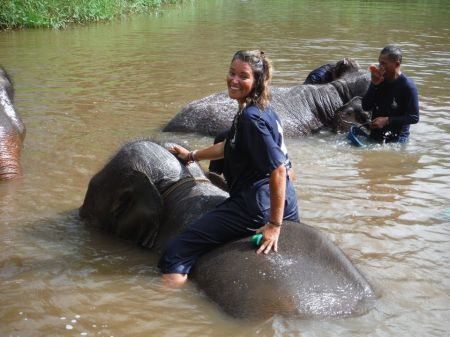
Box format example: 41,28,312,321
158,50,299,286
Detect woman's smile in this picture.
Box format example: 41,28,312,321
227,59,255,104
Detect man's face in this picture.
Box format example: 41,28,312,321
378,53,399,81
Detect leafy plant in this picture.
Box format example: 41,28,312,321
0,0,181,29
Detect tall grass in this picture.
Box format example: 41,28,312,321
0,0,179,29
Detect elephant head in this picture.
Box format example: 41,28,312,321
332,96,372,133
79,139,227,249
80,140,192,248
0,66,26,180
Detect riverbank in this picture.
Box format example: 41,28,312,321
0,0,181,30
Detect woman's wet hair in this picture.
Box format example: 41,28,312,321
380,45,403,63
231,50,272,109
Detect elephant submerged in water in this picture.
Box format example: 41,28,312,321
0,66,25,180
163,70,370,137
79,139,376,319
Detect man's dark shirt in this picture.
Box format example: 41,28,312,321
362,73,419,142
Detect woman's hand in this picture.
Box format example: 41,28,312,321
169,145,190,164
169,141,225,165
255,223,281,254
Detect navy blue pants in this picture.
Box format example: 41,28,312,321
158,182,299,274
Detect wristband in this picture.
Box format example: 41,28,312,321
269,219,282,227
187,150,197,163
191,150,198,161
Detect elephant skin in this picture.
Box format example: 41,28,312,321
80,139,376,319
163,70,370,137
79,139,228,250
0,66,25,180
332,96,372,133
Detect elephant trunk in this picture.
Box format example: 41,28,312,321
0,133,22,180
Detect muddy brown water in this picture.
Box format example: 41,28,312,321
1,1,449,336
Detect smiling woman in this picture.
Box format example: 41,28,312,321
161,50,300,287
0,0,179,29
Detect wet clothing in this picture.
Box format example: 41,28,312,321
362,73,419,143
208,130,229,175
209,129,292,176
158,104,299,274
303,64,334,85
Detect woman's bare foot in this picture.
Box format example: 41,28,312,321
161,273,188,288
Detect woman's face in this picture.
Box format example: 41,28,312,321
227,59,255,104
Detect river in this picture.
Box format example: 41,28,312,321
1,0,449,336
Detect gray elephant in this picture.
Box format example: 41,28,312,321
163,70,370,137
79,139,376,319
0,66,25,180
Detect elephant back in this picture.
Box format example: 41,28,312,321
154,177,228,254
163,70,370,138
163,92,237,136
191,221,376,319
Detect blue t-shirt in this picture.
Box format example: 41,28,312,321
303,64,334,85
362,73,419,142
223,104,289,197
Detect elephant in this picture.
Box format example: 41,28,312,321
163,69,371,137
0,66,25,180
79,139,376,319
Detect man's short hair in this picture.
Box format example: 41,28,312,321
380,45,403,63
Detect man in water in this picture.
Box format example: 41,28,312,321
362,45,419,143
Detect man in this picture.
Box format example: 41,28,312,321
362,45,419,143
303,58,360,85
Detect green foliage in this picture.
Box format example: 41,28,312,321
0,0,180,29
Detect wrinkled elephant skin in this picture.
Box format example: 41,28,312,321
0,66,25,180
333,96,372,133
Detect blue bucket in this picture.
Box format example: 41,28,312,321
347,125,370,147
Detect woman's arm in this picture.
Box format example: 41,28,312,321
256,163,286,254
170,141,225,163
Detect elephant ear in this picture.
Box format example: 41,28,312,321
110,171,163,248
